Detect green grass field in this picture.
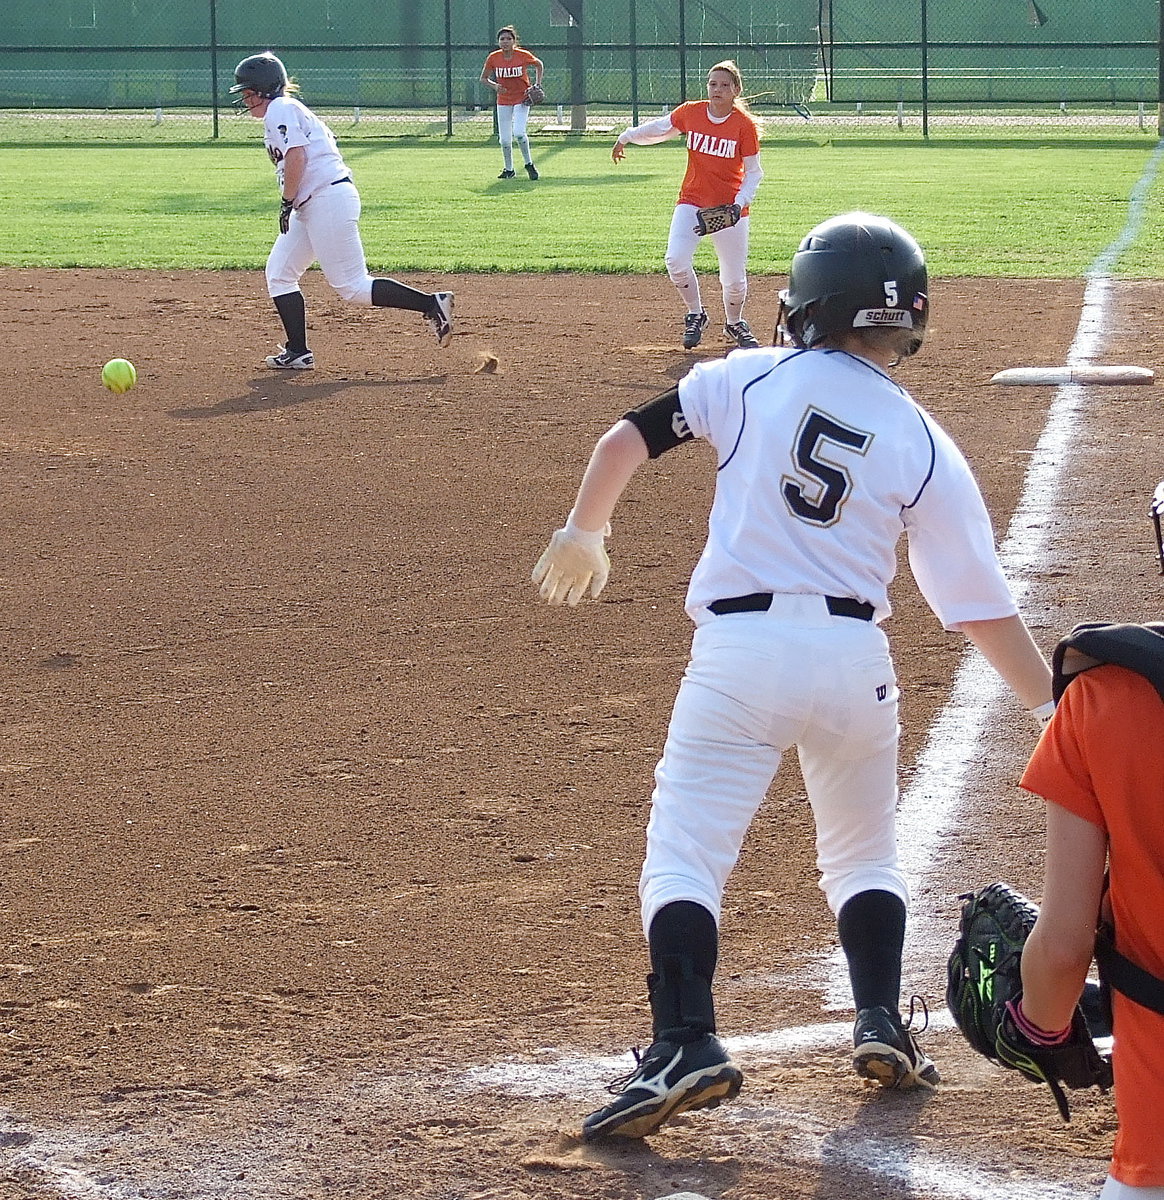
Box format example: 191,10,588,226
1,135,1161,276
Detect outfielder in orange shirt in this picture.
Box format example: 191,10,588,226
612,60,763,351
1019,623,1164,1198
481,25,543,181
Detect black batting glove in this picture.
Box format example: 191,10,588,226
279,197,294,235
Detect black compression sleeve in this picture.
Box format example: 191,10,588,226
622,385,694,459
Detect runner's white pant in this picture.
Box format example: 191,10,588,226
665,204,750,323
639,595,905,936
266,181,375,305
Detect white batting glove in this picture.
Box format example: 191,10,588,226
532,518,610,607
1029,700,1056,730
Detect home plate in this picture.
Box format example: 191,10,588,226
990,364,1154,385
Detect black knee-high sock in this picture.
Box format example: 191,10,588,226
646,901,719,1041
649,900,718,981
371,277,433,313
272,291,308,353
837,889,906,1013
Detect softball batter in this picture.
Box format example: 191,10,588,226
480,26,543,181
612,60,763,350
231,52,454,369
532,212,1055,1141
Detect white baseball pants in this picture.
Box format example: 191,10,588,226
497,103,532,171
665,203,750,323
266,181,376,305
639,595,905,936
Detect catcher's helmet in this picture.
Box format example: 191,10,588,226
778,212,929,356
229,52,288,101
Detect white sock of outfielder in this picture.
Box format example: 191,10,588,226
670,269,702,314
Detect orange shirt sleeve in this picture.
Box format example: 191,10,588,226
737,113,760,157
1020,676,1105,828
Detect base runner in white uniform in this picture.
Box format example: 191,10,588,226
532,212,1056,1142
230,53,455,370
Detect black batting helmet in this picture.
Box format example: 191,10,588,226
229,52,288,100
778,212,929,356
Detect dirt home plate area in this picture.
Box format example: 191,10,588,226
2,269,1163,1199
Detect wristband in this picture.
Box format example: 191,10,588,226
1008,998,1071,1047
1029,700,1056,729
564,512,608,546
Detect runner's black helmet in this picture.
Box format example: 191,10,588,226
778,212,929,356
229,52,288,101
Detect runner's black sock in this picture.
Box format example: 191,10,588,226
272,291,308,353
372,277,432,313
838,889,906,1013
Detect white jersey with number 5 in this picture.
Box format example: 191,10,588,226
677,346,1017,628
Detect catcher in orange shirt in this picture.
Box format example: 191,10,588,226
1016,618,1164,1197
612,60,763,350
481,25,543,181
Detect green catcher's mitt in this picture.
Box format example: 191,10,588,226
947,882,1112,1121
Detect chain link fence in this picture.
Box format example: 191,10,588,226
2,1,1160,143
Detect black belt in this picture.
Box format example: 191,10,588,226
331,175,352,185
707,592,874,621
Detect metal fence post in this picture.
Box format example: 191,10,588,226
921,0,929,140
630,0,639,125
444,0,453,136
210,0,219,139
488,0,497,142
678,0,687,101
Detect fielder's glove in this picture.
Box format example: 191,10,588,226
532,521,610,607
995,1002,1111,1122
947,882,1111,1121
279,197,294,235
693,203,741,236
524,83,545,106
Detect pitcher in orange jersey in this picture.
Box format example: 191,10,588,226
481,25,544,181
612,61,764,351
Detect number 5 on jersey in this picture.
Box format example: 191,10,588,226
782,407,874,526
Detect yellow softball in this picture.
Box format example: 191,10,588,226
101,358,137,393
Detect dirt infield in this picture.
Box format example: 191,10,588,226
2,269,1163,1199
